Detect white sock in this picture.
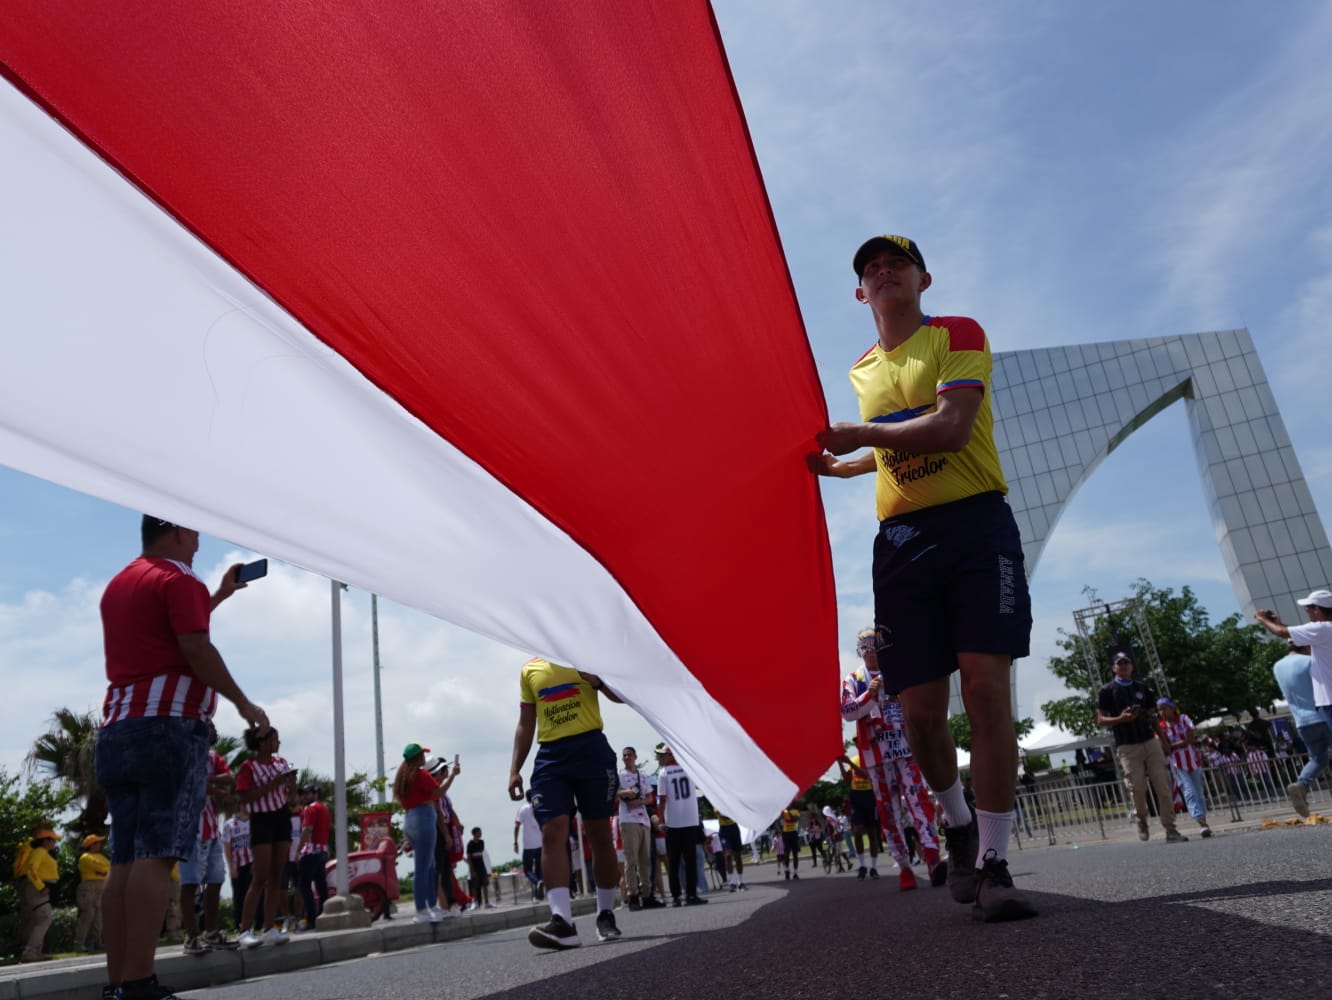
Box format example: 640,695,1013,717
596,887,618,913
974,809,1013,867
869,855,878,871
937,779,972,828
547,887,572,923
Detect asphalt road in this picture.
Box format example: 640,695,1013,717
180,826,1332,1000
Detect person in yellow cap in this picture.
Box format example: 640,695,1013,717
77,833,110,951
16,829,59,962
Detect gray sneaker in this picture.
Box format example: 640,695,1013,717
943,813,979,903
1287,781,1310,818
1165,829,1188,844
594,909,622,941
971,851,1037,923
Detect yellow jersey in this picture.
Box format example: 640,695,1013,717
849,315,1007,520
520,657,604,743
847,753,872,792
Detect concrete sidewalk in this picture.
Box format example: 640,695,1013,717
0,897,599,1000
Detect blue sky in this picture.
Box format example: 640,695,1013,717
3,2,1331,858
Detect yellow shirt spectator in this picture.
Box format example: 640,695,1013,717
20,844,58,892
79,850,110,882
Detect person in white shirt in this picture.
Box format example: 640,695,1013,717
655,744,708,907
1256,589,1332,719
513,791,545,900
617,746,664,910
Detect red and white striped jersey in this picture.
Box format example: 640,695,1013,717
103,672,219,726
199,750,231,841
100,557,218,725
1161,714,1201,772
221,816,252,868
235,755,293,814
1246,748,1271,774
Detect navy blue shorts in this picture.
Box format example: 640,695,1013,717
96,716,209,865
849,789,880,830
718,824,742,853
872,491,1031,693
529,729,618,827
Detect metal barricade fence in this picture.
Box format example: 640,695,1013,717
1009,750,1329,847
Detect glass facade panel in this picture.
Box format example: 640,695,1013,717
991,330,1332,626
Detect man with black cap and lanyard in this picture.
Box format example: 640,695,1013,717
812,234,1036,922
1096,652,1186,844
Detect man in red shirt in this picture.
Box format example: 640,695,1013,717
95,516,269,1000
296,783,331,927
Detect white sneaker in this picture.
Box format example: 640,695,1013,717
483,902,495,909
263,926,290,946
414,909,434,923
237,929,263,950
428,905,447,923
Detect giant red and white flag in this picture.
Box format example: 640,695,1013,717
0,2,837,827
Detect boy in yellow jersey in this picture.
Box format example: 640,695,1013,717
777,805,802,880
812,234,1036,923
836,754,881,880
508,657,623,948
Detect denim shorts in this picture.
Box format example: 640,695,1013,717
95,716,209,865
530,729,618,826
872,491,1032,692
179,835,226,885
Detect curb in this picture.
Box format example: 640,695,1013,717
1,899,596,1000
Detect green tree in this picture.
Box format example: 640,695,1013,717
800,778,849,814
1,766,77,949
1038,580,1285,738
24,708,106,840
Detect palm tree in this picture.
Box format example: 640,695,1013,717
25,707,107,838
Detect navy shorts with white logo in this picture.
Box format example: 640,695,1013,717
871,490,1031,693
529,729,619,828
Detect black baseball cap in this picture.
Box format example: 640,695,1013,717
853,235,926,278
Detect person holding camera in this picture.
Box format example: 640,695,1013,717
1096,652,1186,844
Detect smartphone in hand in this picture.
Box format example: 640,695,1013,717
235,558,268,584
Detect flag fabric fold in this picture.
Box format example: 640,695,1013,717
0,1,837,827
